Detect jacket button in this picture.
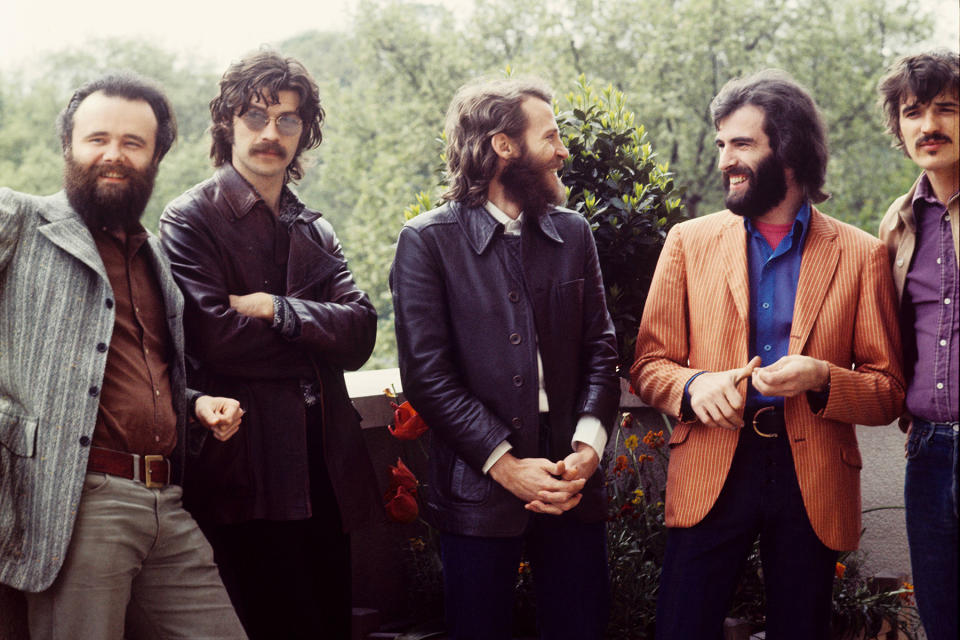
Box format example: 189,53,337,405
105,299,114,309
508,291,520,303
513,375,523,387
96,342,108,353
88,386,99,397
511,417,522,428
79,435,91,447
509,333,522,345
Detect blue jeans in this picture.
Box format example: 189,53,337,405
905,418,959,640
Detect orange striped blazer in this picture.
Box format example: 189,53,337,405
630,207,904,551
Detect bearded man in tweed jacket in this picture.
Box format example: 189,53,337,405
0,73,245,639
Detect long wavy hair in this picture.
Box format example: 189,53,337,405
711,69,830,204
209,49,324,184
442,77,553,207
877,50,959,153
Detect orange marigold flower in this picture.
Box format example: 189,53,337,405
625,435,639,451
383,387,398,399
643,430,665,449
409,537,426,552
517,561,531,575
899,582,915,603
638,454,653,464
614,455,629,473
834,562,846,579
389,400,429,440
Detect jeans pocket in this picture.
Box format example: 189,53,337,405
905,429,925,460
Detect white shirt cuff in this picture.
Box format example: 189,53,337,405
572,414,607,460
482,440,513,474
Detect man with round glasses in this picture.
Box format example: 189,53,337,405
159,49,381,639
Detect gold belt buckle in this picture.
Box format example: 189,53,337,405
752,406,779,439
143,455,166,488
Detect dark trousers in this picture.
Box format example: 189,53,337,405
440,515,609,640
655,409,837,640
201,405,351,640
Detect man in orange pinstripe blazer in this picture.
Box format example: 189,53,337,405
631,70,904,640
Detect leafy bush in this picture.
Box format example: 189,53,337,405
556,78,686,375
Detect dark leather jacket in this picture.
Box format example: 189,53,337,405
159,165,380,530
390,201,619,536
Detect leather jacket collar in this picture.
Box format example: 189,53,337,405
451,200,565,255
212,164,318,225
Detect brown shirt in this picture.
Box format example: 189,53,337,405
90,227,177,456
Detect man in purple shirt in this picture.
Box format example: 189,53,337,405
878,50,959,640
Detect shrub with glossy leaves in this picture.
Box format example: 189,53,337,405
557,77,686,375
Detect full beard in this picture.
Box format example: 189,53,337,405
499,149,566,220
64,155,157,232
723,152,788,219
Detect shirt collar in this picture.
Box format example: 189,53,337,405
215,163,305,221
484,201,523,235
743,200,812,252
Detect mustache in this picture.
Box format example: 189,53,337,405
250,141,286,156
917,133,952,145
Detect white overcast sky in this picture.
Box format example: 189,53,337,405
0,0,957,73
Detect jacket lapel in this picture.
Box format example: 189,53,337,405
719,213,750,325
790,207,839,353
36,192,108,282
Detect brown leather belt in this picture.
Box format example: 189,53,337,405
87,447,171,489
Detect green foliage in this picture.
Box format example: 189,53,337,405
0,0,945,373
558,79,686,375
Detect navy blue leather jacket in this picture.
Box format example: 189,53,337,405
390,201,619,536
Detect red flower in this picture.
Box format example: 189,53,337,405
384,458,419,524
620,413,635,430
389,401,429,440
388,457,418,494
384,486,419,523
834,562,846,579
614,455,629,473
643,429,665,450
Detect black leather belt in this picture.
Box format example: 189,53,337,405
746,406,785,439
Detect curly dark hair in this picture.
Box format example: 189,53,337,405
57,72,177,163
209,49,324,184
877,50,960,153
442,77,553,207
711,69,829,204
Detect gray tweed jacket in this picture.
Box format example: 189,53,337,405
0,188,198,592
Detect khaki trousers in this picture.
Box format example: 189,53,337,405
26,473,246,640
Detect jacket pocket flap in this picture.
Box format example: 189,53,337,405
668,422,691,447
839,444,862,469
0,397,38,457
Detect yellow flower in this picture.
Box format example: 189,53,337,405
631,488,644,505
625,435,639,451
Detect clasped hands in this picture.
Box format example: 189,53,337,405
688,354,830,430
489,443,600,516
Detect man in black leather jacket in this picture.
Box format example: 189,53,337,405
390,77,620,640
159,50,379,640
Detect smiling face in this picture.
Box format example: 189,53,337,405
899,90,960,179
65,91,159,231
715,104,788,218
498,97,569,217
230,89,302,187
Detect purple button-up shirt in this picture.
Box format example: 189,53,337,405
902,176,960,423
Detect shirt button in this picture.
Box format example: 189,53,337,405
936,382,944,390
508,291,520,303
105,299,114,309
88,386,99,397
513,375,523,387
509,333,522,345
763,344,772,351
511,417,522,428
896,258,904,267
79,435,91,447
941,339,948,346
96,343,107,353
761,302,770,309
937,258,942,265
945,298,952,305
